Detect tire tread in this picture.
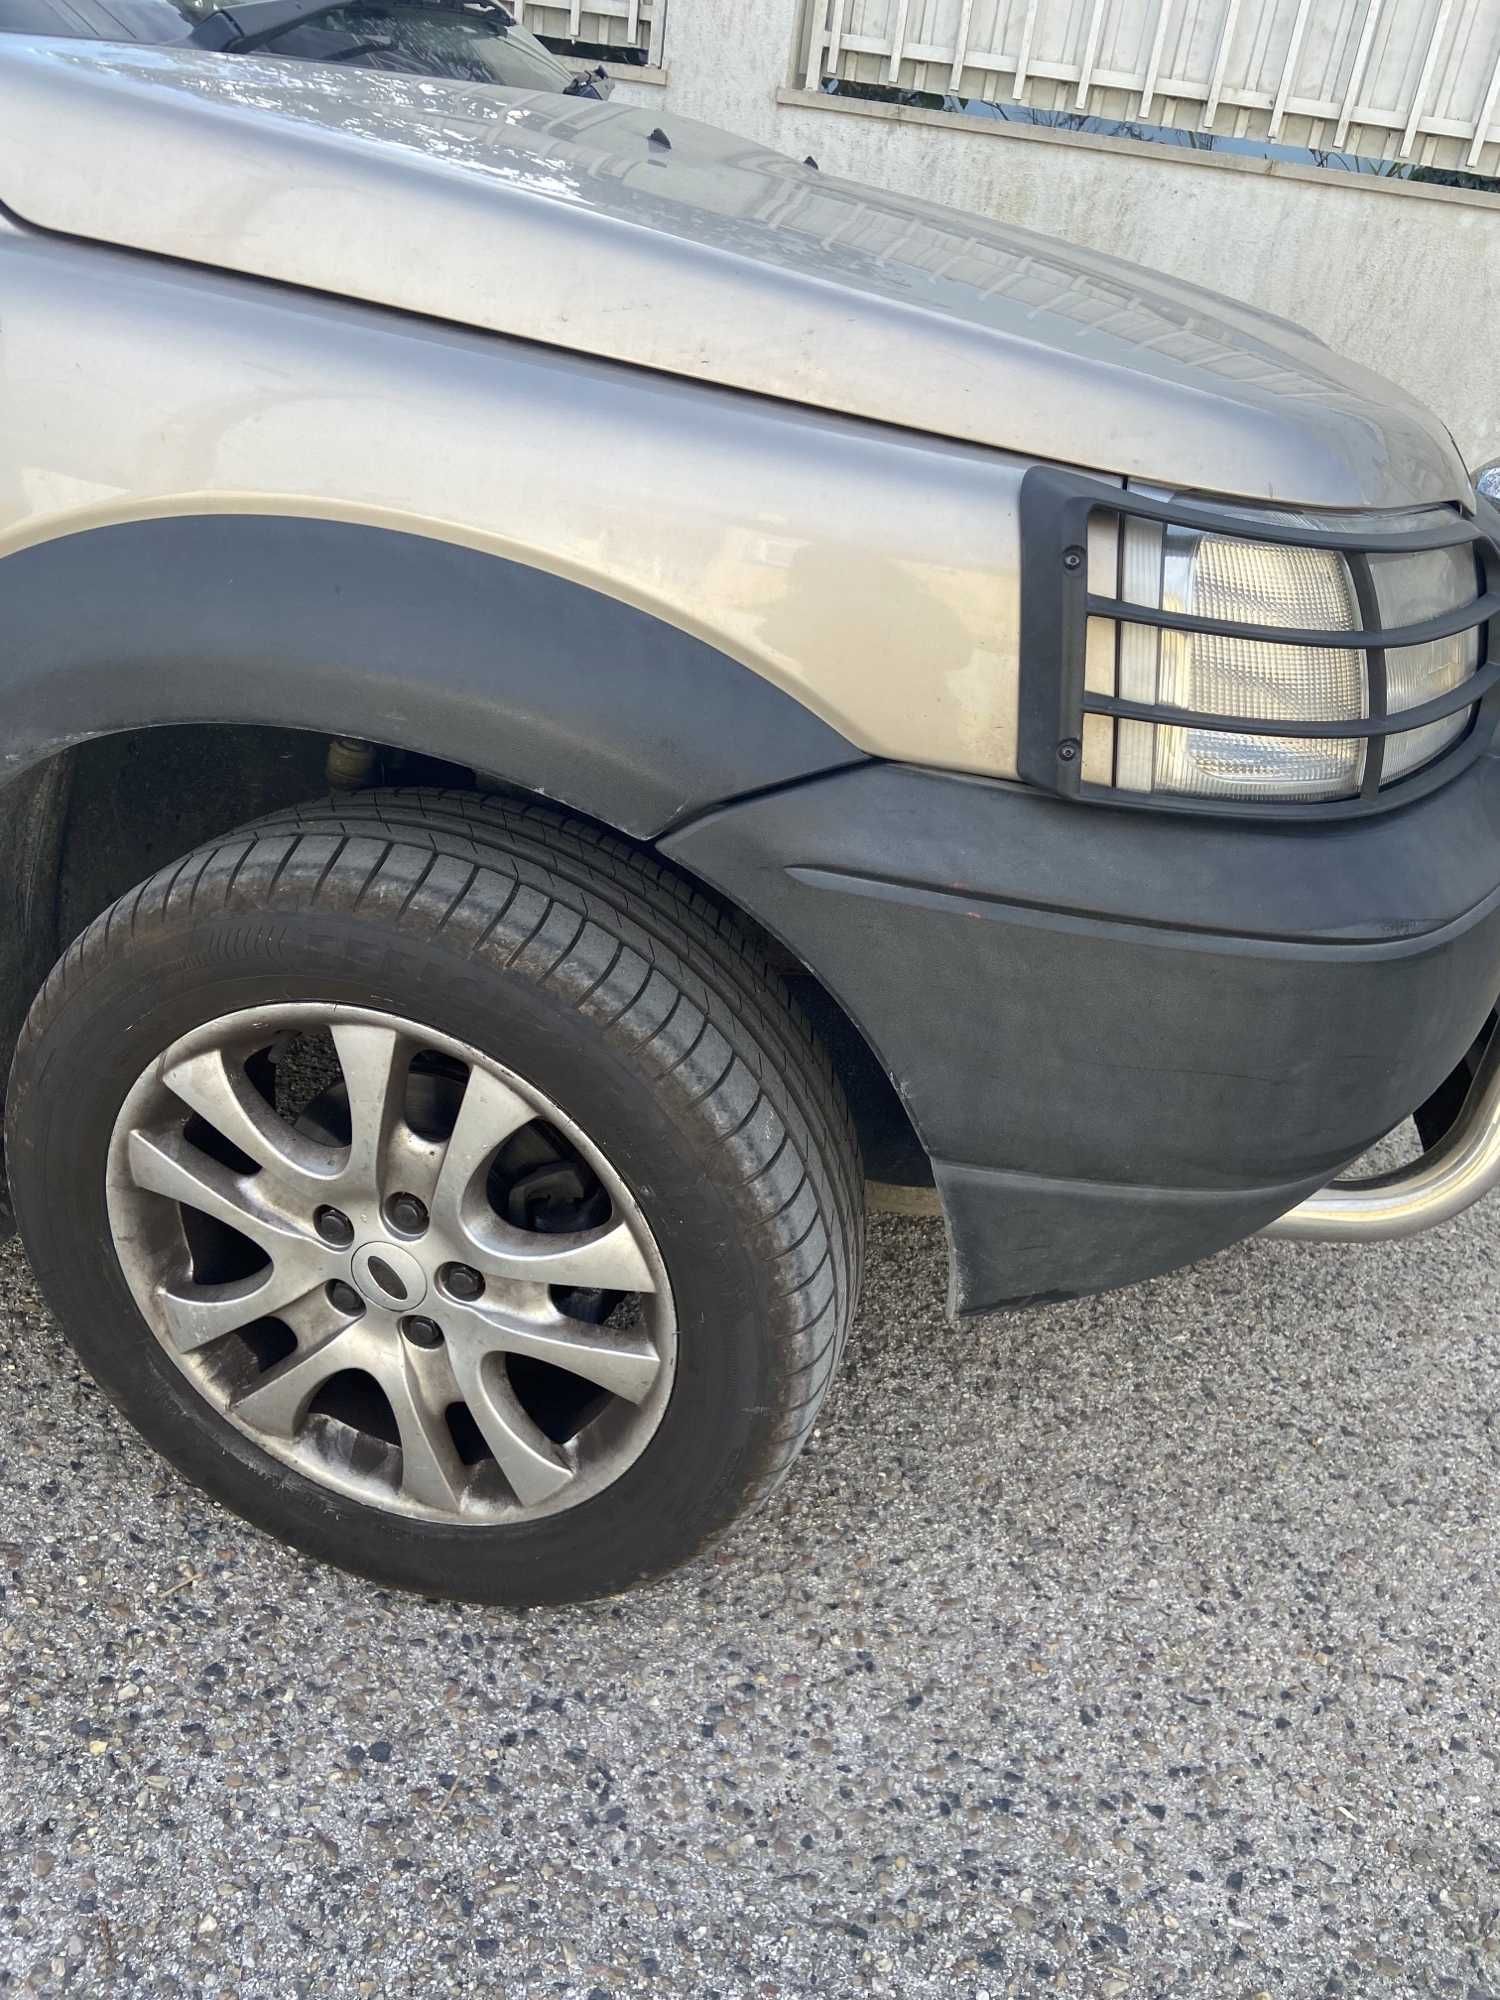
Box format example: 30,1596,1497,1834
18,787,865,1533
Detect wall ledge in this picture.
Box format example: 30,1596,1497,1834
775,86,1500,216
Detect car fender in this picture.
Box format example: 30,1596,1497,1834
0,512,862,836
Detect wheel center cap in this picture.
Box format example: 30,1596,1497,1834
351,1240,428,1310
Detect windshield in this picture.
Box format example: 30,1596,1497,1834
0,0,585,93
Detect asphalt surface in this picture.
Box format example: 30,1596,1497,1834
2,1189,1499,1999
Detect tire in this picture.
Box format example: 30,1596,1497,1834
1413,1014,1494,1152
6,790,863,1604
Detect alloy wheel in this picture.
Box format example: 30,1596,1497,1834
106,1005,676,1525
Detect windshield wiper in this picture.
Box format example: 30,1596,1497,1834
562,64,610,98
189,0,613,93
189,0,355,50
191,0,519,50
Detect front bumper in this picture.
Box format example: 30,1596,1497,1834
662,751,1500,1312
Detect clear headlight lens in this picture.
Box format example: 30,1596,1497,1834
1113,508,1482,801
1371,541,1480,782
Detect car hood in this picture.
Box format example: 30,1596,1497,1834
0,38,1470,509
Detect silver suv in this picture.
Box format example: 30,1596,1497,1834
1,35,1496,1604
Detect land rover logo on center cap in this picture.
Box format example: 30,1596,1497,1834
351,1240,428,1310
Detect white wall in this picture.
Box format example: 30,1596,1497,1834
610,0,1500,465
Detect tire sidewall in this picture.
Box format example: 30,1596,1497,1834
10,901,791,1604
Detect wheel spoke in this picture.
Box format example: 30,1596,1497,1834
329,1022,409,1195
161,1047,341,1192
429,1065,538,1236
112,1003,677,1530
449,1302,660,1404
126,1130,313,1261
374,1347,471,1513
462,1215,657,1295
229,1322,361,1438
445,1344,574,1506
156,1246,331,1353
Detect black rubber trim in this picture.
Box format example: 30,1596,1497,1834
1086,655,1500,741
664,755,1500,1311
1084,588,1500,652
933,1159,1332,1312
1348,549,1388,798
1056,482,1484,551
0,514,864,839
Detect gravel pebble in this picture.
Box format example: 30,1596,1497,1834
1,1195,1498,1997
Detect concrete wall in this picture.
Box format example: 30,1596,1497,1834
610,0,1500,466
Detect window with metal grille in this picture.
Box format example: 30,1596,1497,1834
513,0,664,69
801,0,1500,180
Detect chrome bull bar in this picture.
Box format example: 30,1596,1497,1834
1265,1028,1500,1242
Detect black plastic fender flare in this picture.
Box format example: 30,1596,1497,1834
0,513,862,835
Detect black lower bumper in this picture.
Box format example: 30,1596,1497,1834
662,753,1500,1312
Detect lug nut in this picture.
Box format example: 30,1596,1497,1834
315,1205,354,1249
384,1192,429,1236
327,1280,364,1315
402,1316,444,1349
441,1263,485,1302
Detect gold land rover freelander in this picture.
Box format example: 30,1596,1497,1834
0,30,1496,1603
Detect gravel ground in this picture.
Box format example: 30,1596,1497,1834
2,1195,1499,1999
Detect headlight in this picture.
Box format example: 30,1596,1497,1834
1372,539,1482,781
1112,510,1482,802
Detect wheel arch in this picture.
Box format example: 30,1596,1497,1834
0,724,928,1232
0,508,930,1226
0,510,861,837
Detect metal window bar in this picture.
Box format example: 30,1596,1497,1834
1267,0,1314,136
513,0,661,62
1334,0,1386,150
1015,467,1500,823
1137,0,1172,118
804,0,1500,176
1201,0,1242,128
